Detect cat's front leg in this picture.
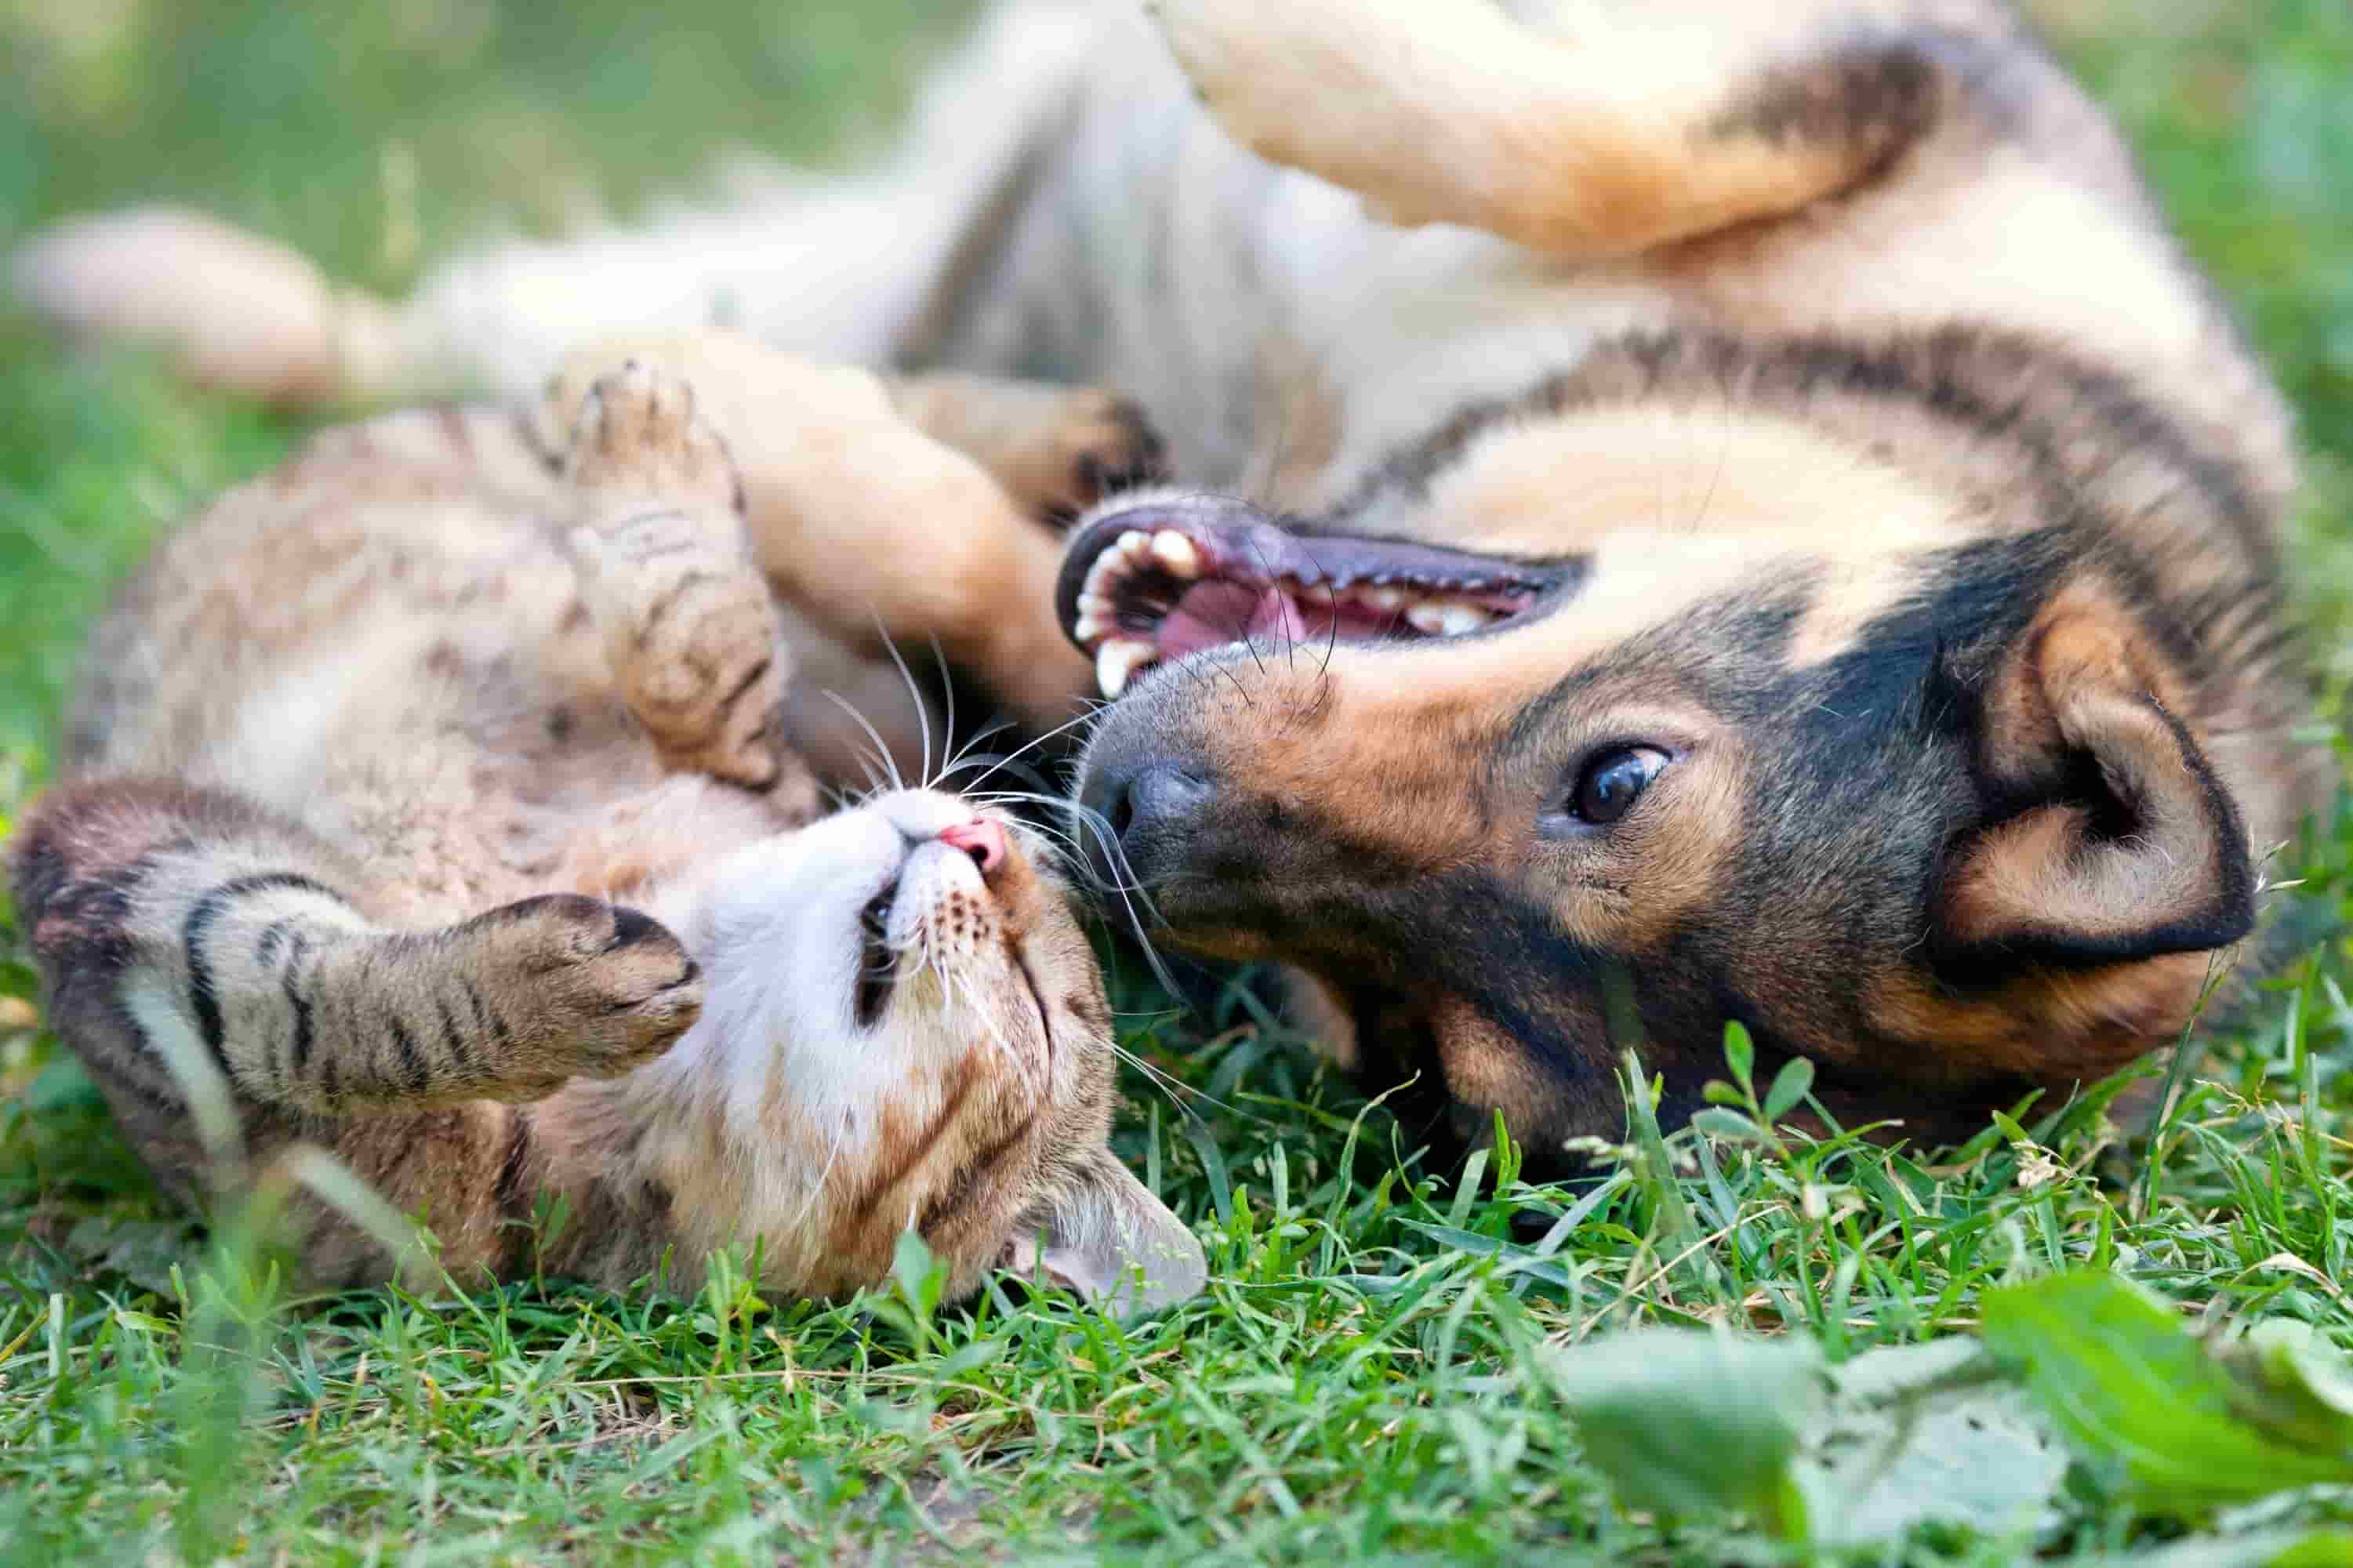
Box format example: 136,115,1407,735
559,359,808,801
549,332,1097,730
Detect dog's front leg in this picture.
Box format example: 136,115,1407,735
884,374,1166,526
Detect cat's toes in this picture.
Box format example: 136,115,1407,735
467,894,703,1090
565,358,743,516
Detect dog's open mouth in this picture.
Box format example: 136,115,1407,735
1056,501,1571,699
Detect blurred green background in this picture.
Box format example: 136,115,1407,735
0,0,979,770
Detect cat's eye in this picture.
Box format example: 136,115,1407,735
1570,746,1670,826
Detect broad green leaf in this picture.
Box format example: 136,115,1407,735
1544,1328,1820,1540
2215,1319,2353,1458
1803,1339,2064,1547
891,1229,944,1321
1981,1272,2353,1515
2072,1530,2353,1567
63,1216,202,1298
1690,1107,1765,1142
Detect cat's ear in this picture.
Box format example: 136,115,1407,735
1005,1149,1206,1315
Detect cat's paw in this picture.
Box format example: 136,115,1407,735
460,894,703,1095
565,358,743,518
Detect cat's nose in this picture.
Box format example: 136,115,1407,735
937,818,1008,880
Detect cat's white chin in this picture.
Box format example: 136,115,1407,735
645,789,1057,1124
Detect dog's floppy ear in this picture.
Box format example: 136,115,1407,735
1935,593,2257,973
1004,1150,1206,1315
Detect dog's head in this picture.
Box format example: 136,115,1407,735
1058,337,2267,1171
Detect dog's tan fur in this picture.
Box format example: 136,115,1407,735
13,0,2333,1167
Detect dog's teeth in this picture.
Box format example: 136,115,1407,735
1096,638,1157,699
1073,609,1111,643
1438,604,1493,635
1117,530,1152,560
1360,585,1409,613
1149,530,1201,576
1078,590,1116,617
1404,603,1449,634
1083,557,1124,600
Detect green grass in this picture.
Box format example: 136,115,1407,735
5,2,2353,1562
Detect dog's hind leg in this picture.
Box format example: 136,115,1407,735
1149,0,1959,260
9,3,1104,405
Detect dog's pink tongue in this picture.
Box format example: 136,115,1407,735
1158,582,1306,658
1247,585,1308,644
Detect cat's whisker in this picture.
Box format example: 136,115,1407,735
943,700,1111,794
820,689,907,793
931,720,1033,793
870,617,935,789
954,787,1189,1003
928,633,957,793
785,1106,852,1233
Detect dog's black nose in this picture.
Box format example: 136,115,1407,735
1078,759,1218,886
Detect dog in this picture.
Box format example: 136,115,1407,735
14,0,2333,1172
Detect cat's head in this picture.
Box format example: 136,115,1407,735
649,789,1204,1311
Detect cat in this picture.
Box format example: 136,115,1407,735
9,354,1204,1310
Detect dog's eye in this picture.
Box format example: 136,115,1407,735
1571,746,1669,826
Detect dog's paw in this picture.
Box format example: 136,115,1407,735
11,205,362,402
564,358,743,518
1037,392,1168,524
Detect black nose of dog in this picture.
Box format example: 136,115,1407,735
1078,760,1218,885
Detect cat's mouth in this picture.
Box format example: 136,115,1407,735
847,822,1055,1069
1056,498,1574,699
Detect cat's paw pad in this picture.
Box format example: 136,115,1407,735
465,894,703,1092
565,359,743,516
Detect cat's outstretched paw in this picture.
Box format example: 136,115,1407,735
456,893,703,1097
